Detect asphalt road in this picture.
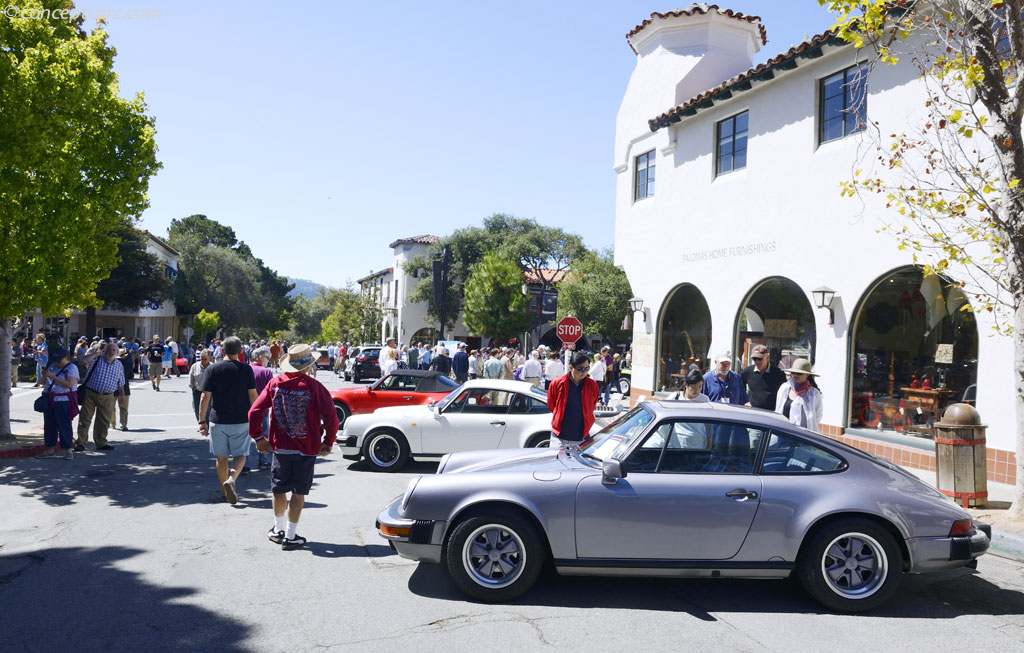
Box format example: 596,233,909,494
3,372,1024,652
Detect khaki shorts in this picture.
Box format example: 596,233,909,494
148,362,163,378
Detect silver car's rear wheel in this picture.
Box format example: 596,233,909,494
445,513,545,601
821,532,887,599
462,524,526,589
797,517,902,612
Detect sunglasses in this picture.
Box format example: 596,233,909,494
573,365,590,372
751,356,764,361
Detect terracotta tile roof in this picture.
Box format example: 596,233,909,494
648,28,846,132
627,4,767,53
356,267,394,283
524,269,568,286
389,234,439,249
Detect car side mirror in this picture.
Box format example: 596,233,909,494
602,459,626,485
429,402,441,418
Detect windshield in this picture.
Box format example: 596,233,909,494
435,387,462,411
579,406,655,461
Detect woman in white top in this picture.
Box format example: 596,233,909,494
381,348,399,377
775,358,823,432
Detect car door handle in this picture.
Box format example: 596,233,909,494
490,421,505,426
725,488,758,500
402,396,413,400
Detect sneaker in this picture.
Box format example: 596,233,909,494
73,444,85,452
63,449,73,460
120,425,128,431
267,527,285,544
281,534,307,551
96,444,115,451
222,479,237,504
34,450,56,459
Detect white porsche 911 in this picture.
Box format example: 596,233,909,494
338,379,599,471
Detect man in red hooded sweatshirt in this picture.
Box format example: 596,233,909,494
249,344,339,550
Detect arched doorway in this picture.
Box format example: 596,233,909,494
734,277,816,371
657,284,712,391
848,267,978,435
409,327,438,348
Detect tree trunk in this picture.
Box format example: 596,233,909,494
0,321,14,440
86,306,97,339
1009,296,1024,520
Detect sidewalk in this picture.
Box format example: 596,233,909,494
900,465,1024,563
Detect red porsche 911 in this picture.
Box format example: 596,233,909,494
330,369,459,426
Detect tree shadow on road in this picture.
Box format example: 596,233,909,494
0,438,265,509
0,546,252,652
407,558,1024,618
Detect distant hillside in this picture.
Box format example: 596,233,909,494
285,276,326,299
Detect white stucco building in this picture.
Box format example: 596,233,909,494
614,6,1016,487
21,230,181,342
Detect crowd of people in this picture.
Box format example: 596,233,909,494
665,344,824,432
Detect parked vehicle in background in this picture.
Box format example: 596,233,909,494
330,370,459,427
314,348,331,370
348,345,381,383
339,380,599,471
375,401,991,611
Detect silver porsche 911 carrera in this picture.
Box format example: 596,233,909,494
376,401,990,612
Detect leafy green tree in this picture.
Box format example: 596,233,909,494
173,244,263,332
88,218,172,335
821,0,1024,517
404,214,584,330
463,250,533,343
168,214,294,333
319,287,366,343
556,249,634,345
0,2,160,438
192,309,220,345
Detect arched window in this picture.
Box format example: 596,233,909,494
657,284,712,390
849,267,978,436
734,277,816,370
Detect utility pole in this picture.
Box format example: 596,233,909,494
432,245,451,342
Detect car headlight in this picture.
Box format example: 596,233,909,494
401,476,421,511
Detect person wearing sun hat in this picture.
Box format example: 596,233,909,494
775,358,823,432
248,344,339,551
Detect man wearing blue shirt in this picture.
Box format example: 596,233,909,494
702,351,747,405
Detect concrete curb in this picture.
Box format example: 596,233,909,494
988,529,1024,563
0,443,47,459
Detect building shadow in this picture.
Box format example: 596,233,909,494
0,546,252,651
407,561,1024,618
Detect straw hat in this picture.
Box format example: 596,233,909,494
281,344,317,373
781,358,820,376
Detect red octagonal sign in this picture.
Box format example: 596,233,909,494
556,316,583,343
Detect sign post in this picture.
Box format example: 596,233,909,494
556,316,583,373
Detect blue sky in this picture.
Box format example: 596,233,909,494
98,1,837,287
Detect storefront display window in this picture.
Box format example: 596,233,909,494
657,284,711,390
849,268,978,438
735,277,816,371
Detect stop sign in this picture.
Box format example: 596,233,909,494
556,316,583,343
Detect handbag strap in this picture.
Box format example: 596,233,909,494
81,356,100,390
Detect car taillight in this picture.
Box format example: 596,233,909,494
950,519,974,536
357,356,366,362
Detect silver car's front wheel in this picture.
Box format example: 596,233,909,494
797,517,902,612
446,513,545,602
462,524,526,589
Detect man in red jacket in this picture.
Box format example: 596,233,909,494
546,351,599,448
249,344,339,550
